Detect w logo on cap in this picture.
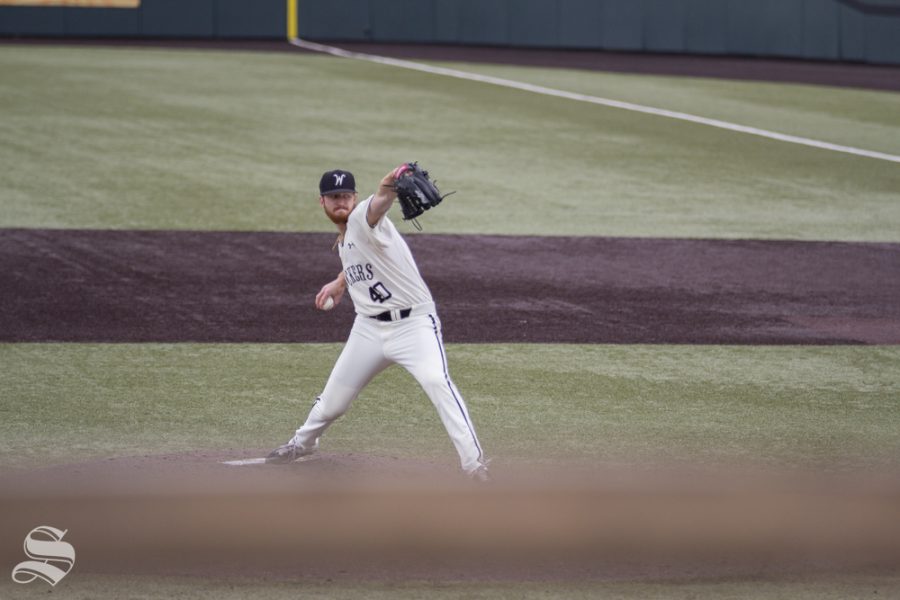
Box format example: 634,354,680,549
11,526,75,586
320,169,356,195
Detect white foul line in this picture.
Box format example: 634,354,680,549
290,38,900,165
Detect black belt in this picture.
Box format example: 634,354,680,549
370,308,412,322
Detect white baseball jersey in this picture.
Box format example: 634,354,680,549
287,194,486,475
338,196,433,317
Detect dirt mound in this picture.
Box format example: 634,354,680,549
1,450,465,496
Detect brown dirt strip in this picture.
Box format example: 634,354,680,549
2,228,898,344
3,38,899,92
2,453,899,582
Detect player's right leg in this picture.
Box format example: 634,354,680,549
388,314,487,477
267,317,390,464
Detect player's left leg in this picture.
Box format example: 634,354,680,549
387,313,486,475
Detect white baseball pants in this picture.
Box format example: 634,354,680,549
291,304,486,474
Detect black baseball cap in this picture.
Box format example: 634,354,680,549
319,169,356,195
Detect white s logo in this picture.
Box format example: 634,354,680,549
11,526,75,586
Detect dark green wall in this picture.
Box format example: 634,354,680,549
297,0,900,65
1,0,898,65
0,0,285,39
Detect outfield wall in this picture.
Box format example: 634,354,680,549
0,0,898,65
0,0,286,39
297,0,900,65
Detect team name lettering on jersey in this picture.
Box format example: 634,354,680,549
344,263,374,286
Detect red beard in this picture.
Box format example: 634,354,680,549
324,205,351,225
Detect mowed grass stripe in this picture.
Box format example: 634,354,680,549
294,38,900,163
1,343,898,471
0,45,898,240
424,57,900,158
3,229,899,344
0,573,900,600
1,573,899,600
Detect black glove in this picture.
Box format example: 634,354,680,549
394,162,453,229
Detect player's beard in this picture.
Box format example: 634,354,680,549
324,204,353,225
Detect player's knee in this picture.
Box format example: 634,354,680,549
417,372,450,395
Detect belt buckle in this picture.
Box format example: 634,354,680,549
371,308,412,322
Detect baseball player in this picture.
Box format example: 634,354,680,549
267,165,490,482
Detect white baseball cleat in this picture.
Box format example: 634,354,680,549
469,464,492,484
265,439,318,464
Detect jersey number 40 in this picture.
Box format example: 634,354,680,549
369,282,392,303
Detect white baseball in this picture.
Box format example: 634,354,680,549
322,296,335,311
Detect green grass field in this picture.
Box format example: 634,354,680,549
1,45,898,239
2,43,899,598
2,573,900,600
2,343,899,472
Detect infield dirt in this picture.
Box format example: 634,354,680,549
2,229,898,344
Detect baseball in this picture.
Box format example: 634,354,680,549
322,296,335,311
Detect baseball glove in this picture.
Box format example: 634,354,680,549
394,162,454,229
